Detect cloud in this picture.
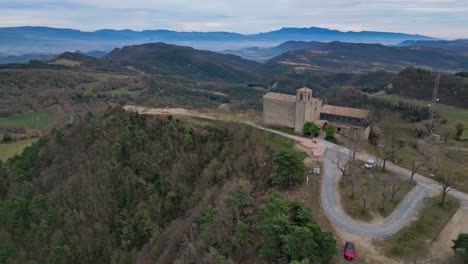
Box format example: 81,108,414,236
0,0,467,38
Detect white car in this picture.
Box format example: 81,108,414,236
364,159,376,169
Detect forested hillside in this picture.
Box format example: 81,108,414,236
390,68,468,108
0,108,335,263
105,43,262,82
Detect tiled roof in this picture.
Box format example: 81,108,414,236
263,92,296,102
297,87,312,92
321,104,369,119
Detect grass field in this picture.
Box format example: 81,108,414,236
0,138,39,161
370,93,468,139
439,106,468,139
380,195,459,259
340,163,415,222
0,112,52,130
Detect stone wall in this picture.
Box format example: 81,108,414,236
263,98,296,128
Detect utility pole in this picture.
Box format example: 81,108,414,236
428,72,441,136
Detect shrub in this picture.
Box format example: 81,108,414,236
2,133,13,143
323,124,336,139
302,122,320,137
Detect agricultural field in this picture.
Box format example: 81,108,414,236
439,106,468,139
0,138,39,161
0,111,52,130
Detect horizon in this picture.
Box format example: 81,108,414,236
1,0,468,39
0,25,443,38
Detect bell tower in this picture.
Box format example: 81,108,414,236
294,87,313,133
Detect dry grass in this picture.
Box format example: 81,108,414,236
378,195,459,260
339,162,415,222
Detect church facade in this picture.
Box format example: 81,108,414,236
263,87,370,139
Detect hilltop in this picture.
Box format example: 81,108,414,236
105,42,263,81
0,108,336,263
389,68,468,108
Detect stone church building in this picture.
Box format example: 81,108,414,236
263,87,370,139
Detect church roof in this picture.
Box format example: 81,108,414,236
297,87,312,92
263,92,296,102
321,104,369,119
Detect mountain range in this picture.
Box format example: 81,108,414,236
266,41,468,72
0,26,436,55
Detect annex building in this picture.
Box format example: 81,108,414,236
263,87,370,139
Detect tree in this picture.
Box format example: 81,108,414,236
452,233,468,261
410,158,425,181
380,182,391,211
2,133,12,143
271,149,305,188
455,122,465,140
359,184,370,209
323,124,336,139
259,193,336,263
380,117,401,170
390,182,402,202
434,168,460,205
302,122,320,137
330,151,352,178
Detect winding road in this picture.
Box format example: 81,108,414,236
125,106,468,238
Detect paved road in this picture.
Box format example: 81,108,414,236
255,125,468,237
125,106,468,237
322,148,431,238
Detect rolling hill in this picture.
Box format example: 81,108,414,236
399,39,468,53
389,68,468,108
223,40,327,62
268,41,468,73
104,42,263,81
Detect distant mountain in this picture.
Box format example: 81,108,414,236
0,26,436,55
223,41,327,62
0,53,56,64
0,50,106,64
268,41,468,73
104,42,263,81
398,39,468,53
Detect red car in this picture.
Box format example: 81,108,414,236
344,241,355,260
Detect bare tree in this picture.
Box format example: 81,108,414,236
434,169,460,205
380,182,391,211
330,151,353,178
380,117,401,170
410,158,425,181
390,182,402,202
359,183,370,209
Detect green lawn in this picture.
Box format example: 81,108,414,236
439,106,468,139
0,138,39,161
0,112,52,130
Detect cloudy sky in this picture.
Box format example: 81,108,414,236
1,0,467,38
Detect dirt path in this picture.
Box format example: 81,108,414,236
427,207,468,263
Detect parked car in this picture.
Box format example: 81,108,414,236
364,159,376,169
344,241,355,260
